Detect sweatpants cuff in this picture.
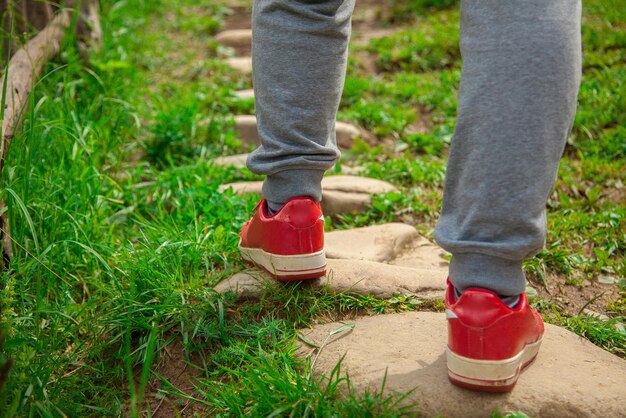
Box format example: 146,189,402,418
449,253,526,296
262,169,325,205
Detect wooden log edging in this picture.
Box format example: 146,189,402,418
78,0,102,51
0,9,72,265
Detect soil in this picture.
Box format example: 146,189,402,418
531,273,622,317
222,6,251,31
144,338,208,417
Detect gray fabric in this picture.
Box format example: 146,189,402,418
248,0,356,205
248,0,582,295
434,0,582,296
453,284,520,308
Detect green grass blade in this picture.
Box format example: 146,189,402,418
3,187,40,254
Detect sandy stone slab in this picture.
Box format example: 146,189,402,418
233,89,255,100
219,181,262,195
214,270,275,298
340,165,366,176
325,223,449,270
212,153,249,168
218,176,399,216
325,223,419,262
325,259,445,298
391,239,450,271
322,175,397,195
321,191,370,216
298,312,626,418
233,115,259,145
335,121,361,149
226,56,252,75
216,223,448,300
215,259,446,300
215,29,251,47
322,175,397,214
228,115,362,150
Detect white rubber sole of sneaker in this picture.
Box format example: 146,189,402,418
446,337,543,390
239,244,326,280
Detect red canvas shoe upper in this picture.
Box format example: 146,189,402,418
446,278,544,361
239,197,324,256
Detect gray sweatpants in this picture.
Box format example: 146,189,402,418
247,0,582,296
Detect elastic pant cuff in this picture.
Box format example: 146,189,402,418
449,253,525,297
262,169,324,205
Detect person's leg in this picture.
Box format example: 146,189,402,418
435,0,582,297
437,0,581,392
239,0,355,280
247,0,356,212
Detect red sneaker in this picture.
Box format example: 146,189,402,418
239,197,326,281
445,278,544,392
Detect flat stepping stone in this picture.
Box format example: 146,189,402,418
218,175,398,216
325,223,418,262
214,270,272,299
215,29,251,48
321,175,395,195
212,153,249,169
216,223,448,300
321,190,371,216
233,89,255,101
226,92,361,147
326,223,448,270
297,312,626,418
225,56,252,75
390,238,450,271
335,121,360,149
320,176,397,216
340,165,366,175
215,29,252,56
233,115,258,146
219,180,261,195
215,259,445,300
231,115,361,150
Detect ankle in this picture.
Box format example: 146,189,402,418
449,253,526,296
262,169,324,207
453,285,521,308
266,200,284,216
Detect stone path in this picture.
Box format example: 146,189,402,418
216,223,448,300
232,88,254,101
232,114,258,146
224,56,252,75
297,312,626,418
211,2,626,416
214,28,251,56
212,153,248,169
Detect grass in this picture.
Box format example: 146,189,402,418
0,0,624,416
197,328,419,417
367,10,460,73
